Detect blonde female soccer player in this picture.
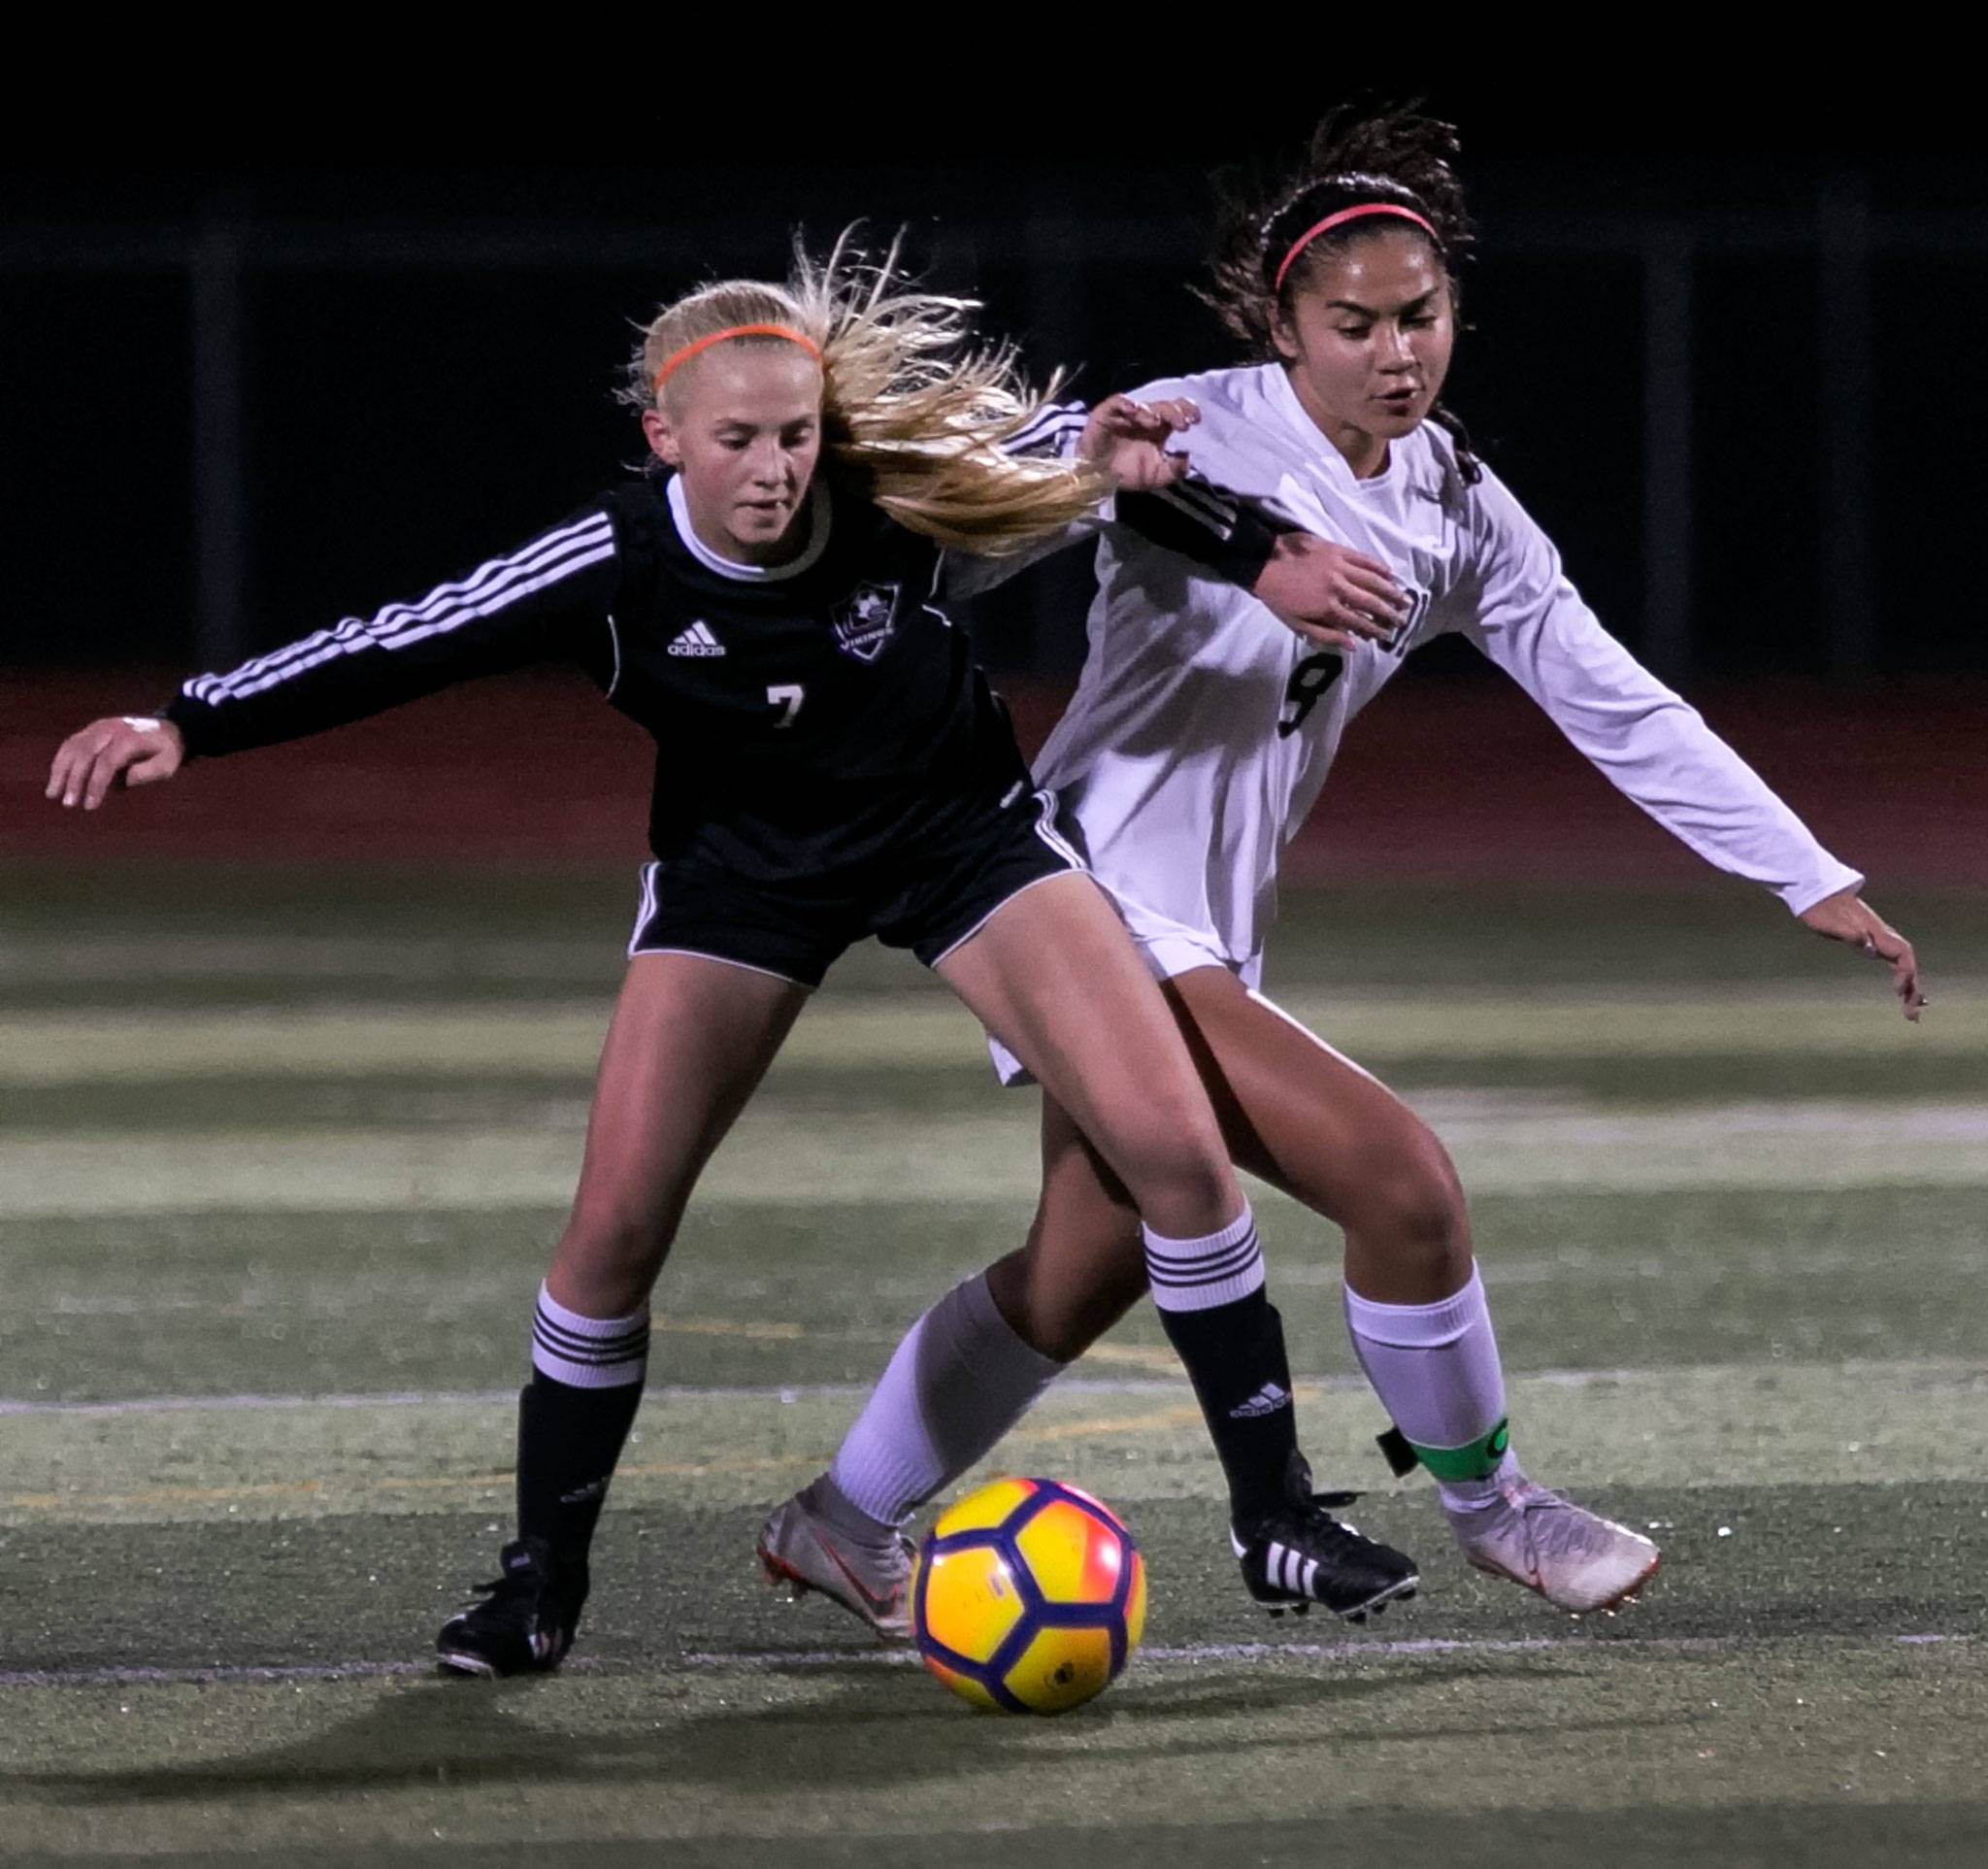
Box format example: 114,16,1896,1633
764,112,1924,1633
48,241,1419,1675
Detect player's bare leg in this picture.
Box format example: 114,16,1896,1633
986,1097,1146,1360
980,965,1474,1341
1156,966,1659,1614
1162,968,1472,1299
442,953,810,1676
934,872,1242,1241
548,953,811,1317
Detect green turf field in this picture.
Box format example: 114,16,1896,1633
2,863,1985,1864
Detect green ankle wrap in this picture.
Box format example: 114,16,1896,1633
1407,1418,1510,1482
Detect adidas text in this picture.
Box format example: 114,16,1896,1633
668,621,725,657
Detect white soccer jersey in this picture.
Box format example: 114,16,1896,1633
1038,362,1864,983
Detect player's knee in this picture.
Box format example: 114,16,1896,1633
1133,1150,1237,1238
1021,1305,1101,1365
1335,1122,1468,1281
1016,1259,1147,1363
557,1202,675,1298
1117,1091,1234,1213
1364,1143,1470,1280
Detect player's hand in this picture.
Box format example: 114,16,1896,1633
1251,532,1412,651
46,716,186,810
1798,886,1925,1021
1077,394,1198,490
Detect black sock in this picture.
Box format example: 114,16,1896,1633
1143,1206,1303,1527
1155,1290,1301,1527
514,1372,644,1570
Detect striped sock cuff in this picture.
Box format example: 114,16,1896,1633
530,1284,650,1390
1143,1205,1266,1315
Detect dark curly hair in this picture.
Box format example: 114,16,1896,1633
1201,103,1481,483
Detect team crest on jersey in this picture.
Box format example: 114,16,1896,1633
831,583,900,662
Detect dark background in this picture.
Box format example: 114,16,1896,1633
4,73,1984,687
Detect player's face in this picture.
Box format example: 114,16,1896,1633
643,345,825,564
1271,229,1454,479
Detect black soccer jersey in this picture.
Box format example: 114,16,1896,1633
164,456,1287,883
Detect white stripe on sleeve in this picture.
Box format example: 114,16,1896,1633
186,513,615,705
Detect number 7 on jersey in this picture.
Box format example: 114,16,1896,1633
766,684,805,729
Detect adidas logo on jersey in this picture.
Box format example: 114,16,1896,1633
667,621,725,657
1229,1383,1292,1419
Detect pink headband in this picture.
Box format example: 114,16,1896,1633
1273,203,1439,292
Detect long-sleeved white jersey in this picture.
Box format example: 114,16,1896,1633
1038,361,1863,986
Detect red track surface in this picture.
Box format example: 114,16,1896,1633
6,668,1984,885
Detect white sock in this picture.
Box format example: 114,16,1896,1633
829,1273,1063,1528
1342,1266,1517,1511
1141,1203,1264,1311
530,1283,650,1389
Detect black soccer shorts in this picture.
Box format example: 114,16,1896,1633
626,782,1088,988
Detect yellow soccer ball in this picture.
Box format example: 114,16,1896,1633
911,1477,1146,1715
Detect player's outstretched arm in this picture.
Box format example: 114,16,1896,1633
148,511,622,762
46,716,185,811
1798,885,1926,1021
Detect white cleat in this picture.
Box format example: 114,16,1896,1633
756,1483,913,1642
1445,1476,1661,1615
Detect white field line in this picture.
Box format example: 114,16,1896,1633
0,1388,521,1418
17,1356,1986,1419
6,1098,1988,1218
0,1376,1214,1418
22,1236,1983,1309
9,1362,1988,1524
0,1660,433,1688
0,1631,1970,1691
4,982,1985,1089
0,935,613,986
681,1633,1977,1670
0,1007,616,1085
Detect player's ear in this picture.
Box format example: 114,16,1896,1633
1268,303,1302,364
642,407,681,468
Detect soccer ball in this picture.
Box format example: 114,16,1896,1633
911,1476,1146,1714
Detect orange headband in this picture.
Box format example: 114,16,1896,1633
1273,204,1439,292
649,322,822,394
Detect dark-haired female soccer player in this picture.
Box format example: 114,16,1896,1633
48,243,1423,1675
765,111,1924,1632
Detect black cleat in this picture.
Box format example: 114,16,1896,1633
1231,1456,1419,1622
436,1536,588,1678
